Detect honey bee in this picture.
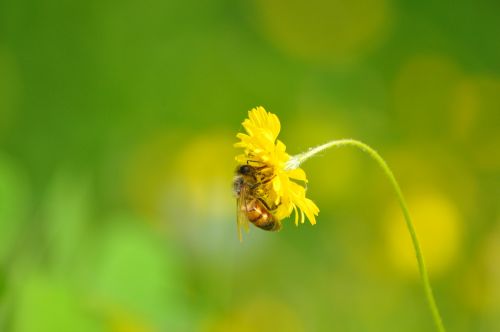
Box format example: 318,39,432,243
233,164,281,241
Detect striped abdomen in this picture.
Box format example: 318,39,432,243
243,199,281,232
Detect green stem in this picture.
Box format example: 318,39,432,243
287,139,445,332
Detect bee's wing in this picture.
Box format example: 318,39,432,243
236,187,250,242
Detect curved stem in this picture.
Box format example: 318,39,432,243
286,139,445,332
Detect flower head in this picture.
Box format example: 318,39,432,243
235,106,319,226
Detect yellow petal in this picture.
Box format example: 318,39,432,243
287,168,307,182
293,204,299,226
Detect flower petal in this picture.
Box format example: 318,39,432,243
235,107,319,229
287,168,307,182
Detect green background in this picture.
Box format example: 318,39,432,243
0,0,499,331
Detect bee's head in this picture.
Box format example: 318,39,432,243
238,164,253,175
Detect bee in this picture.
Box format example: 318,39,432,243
233,164,281,241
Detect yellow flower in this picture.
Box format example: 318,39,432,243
235,106,319,226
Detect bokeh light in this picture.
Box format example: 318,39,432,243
253,0,391,65
385,190,463,278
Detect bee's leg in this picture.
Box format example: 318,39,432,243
246,159,270,169
245,154,260,165
260,175,276,185
249,183,260,190
258,197,272,210
246,159,266,168
249,174,276,190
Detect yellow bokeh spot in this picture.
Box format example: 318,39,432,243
466,76,500,171
201,297,304,332
155,131,240,246
124,131,235,230
124,132,184,221
450,75,500,146
253,0,391,64
459,223,500,317
392,55,463,137
108,309,156,332
451,78,481,140
481,223,500,313
385,190,462,278
171,132,235,222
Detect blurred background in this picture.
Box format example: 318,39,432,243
0,0,499,331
